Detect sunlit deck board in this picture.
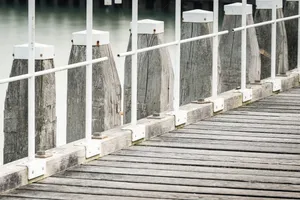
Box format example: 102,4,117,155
1,87,300,200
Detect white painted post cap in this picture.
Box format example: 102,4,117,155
131,19,164,34
224,3,253,15
256,0,283,9
13,43,55,60
183,9,213,23
72,30,110,46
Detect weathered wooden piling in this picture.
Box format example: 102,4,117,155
3,43,56,164
219,3,261,92
254,0,289,78
284,0,299,70
123,19,174,124
180,9,217,105
67,30,121,143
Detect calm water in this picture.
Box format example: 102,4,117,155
0,5,175,165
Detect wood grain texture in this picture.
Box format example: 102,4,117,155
124,33,173,124
180,22,219,105
3,87,300,199
284,1,298,70
254,8,289,78
3,60,56,164
67,45,121,143
219,14,261,92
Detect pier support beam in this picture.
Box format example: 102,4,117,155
284,0,299,70
219,3,261,92
3,43,56,164
124,19,174,124
66,30,121,143
254,0,289,78
180,9,218,105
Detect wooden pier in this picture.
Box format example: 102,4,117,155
2,87,300,199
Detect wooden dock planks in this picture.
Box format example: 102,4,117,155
1,87,300,199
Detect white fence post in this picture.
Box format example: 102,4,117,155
131,0,138,126
212,0,219,98
298,1,300,71
173,0,181,112
241,0,247,90
86,0,93,142
28,0,36,161
271,1,277,79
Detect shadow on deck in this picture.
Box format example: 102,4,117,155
1,87,300,200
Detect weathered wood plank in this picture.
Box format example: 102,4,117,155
0,197,58,200
183,125,300,135
13,185,289,200
113,149,300,166
130,145,300,160
205,117,300,125
212,114,300,121
140,140,300,154
235,108,300,113
192,122,300,130
150,137,300,150
95,156,300,172
69,165,300,184
56,171,300,193
224,110,300,117
244,105,300,110
3,189,163,200
171,129,300,139
163,132,300,143
38,177,300,199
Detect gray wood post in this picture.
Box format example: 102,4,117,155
4,43,56,164
123,19,174,124
67,30,121,143
254,2,289,79
219,3,261,93
284,0,298,70
180,9,218,106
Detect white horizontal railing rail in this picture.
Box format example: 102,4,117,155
1,0,300,170
233,14,300,32
117,30,229,57
0,58,108,85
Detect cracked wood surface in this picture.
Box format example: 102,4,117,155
219,14,261,92
254,8,289,78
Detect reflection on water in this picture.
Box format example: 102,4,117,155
0,4,175,165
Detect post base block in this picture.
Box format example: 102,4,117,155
205,97,224,112
237,88,253,102
19,159,46,180
168,110,188,126
263,78,282,92
122,124,146,142
74,141,101,159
